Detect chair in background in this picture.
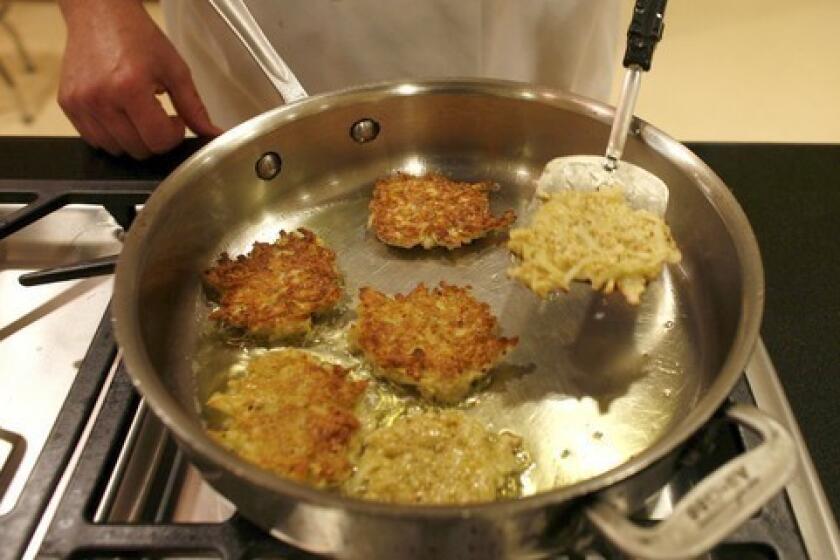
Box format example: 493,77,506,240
0,0,36,123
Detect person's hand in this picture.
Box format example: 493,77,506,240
58,0,222,158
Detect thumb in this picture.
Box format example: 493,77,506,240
165,64,223,137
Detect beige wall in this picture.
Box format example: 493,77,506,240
1,0,838,142
612,0,840,142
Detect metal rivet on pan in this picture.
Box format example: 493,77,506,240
350,118,380,143
255,152,282,180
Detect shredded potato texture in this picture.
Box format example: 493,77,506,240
345,410,529,504
508,187,681,304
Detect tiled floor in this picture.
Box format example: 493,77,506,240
1,0,839,142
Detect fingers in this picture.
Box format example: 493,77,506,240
60,79,178,159
99,107,152,159
123,91,186,155
58,50,219,157
80,114,123,156
59,97,122,156
164,61,223,137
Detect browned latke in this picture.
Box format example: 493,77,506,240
368,172,516,249
349,282,518,403
204,228,341,340
206,349,367,487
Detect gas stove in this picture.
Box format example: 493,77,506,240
0,138,837,559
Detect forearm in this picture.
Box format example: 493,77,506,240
58,0,149,34
58,0,145,18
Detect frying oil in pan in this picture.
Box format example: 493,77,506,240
194,194,704,498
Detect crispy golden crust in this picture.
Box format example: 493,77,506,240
368,172,516,249
204,228,342,340
349,282,518,403
206,349,367,487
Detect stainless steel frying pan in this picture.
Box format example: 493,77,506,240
112,2,798,558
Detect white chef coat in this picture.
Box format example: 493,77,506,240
162,0,621,129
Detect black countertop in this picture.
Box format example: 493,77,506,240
0,138,838,519
688,143,840,516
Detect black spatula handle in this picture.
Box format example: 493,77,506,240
623,0,668,71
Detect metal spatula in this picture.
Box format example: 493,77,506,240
537,0,670,216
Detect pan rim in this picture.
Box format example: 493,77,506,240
113,78,764,519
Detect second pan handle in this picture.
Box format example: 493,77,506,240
206,0,308,104
586,404,799,559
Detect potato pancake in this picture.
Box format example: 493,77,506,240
368,172,516,249
345,410,529,504
508,187,682,304
204,228,342,340
206,349,367,487
349,282,517,403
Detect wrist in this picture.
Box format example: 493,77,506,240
59,0,146,27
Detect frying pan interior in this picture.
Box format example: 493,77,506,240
122,82,758,498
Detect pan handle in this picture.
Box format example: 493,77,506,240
585,404,799,560
206,0,308,103
623,0,668,71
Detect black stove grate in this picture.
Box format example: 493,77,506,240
0,310,116,560
0,180,145,240
0,146,164,559
0,137,206,285
0,181,145,285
